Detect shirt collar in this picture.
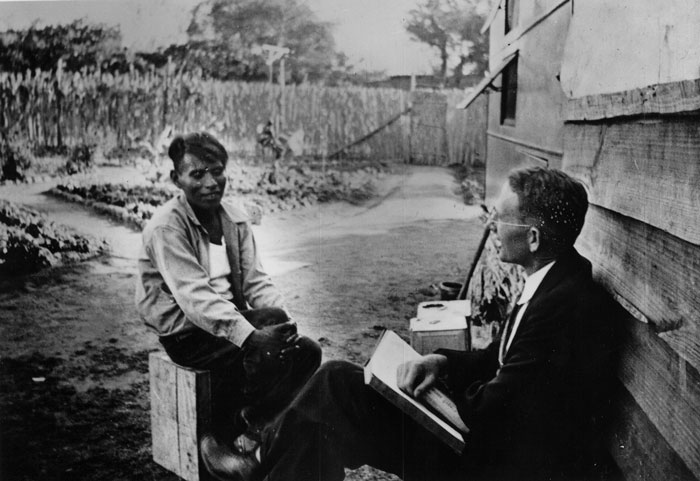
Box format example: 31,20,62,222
517,261,556,305
176,192,202,227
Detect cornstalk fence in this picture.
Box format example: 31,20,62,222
0,65,486,165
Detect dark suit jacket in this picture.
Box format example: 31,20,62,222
437,248,618,481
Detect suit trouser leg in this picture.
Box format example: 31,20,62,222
261,360,460,481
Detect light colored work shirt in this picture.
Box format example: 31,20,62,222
135,192,284,347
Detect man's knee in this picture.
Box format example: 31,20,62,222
319,359,356,374
295,336,322,371
292,360,367,417
311,360,361,391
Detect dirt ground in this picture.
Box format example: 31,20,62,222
0,163,484,481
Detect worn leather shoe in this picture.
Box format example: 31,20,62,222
233,432,260,454
200,434,259,481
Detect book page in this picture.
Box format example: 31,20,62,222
365,330,465,441
423,388,469,433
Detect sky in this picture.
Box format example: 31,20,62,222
0,0,437,75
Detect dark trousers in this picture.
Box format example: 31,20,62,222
160,308,322,443
260,360,465,481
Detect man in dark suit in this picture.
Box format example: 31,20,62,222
200,166,619,481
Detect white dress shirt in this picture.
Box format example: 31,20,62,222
502,261,556,360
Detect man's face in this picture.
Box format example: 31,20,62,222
492,183,532,266
172,153,227,212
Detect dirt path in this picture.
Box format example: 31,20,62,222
254,165,482,362
0,164,484,480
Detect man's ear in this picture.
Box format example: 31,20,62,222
528,226,541,253
170,169,180,187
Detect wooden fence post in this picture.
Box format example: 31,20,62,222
409,91,448,165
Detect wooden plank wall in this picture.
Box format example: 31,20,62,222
564,116,700,480
564,120,700,245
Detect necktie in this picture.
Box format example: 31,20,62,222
498,302,521,367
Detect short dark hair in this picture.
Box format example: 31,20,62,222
168,132,228,171
508,167,588,249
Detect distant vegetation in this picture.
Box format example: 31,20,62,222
0,0,366,85
0,200,108,274
406,0,489,88
49,161,384,230
0,0,490,87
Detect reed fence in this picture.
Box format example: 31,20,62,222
0,66,486,165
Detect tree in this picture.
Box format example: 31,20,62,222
405,0,489,88
0,19,122,73
185,0,338,83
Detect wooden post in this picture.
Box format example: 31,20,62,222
162,57,171,133
409,91,448,165
55,59,64,148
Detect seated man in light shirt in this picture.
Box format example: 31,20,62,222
135,132,321,449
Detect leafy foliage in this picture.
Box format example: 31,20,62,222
0,137,33,182
466,217,526,327
64,144,96,175
0,20,122,73
451,163,484,205
185,0,339,83
0,200,108,274
0,136,97,180
406,0,489,87
51,162,382,230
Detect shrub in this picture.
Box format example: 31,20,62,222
450,163,484,206
460,178,484,205
0,140,33,182
0,200,108,274
51,161,385,229
64,144,95,175
466,216,526,327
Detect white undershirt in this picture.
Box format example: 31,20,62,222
209,240,233,300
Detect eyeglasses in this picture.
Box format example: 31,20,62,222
485,207,531,231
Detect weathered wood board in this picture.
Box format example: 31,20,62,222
150,351,180,474
149,351,212,481
576,208,700,480
610,383,696,481
576,205,700,372
565,79,700,121
409,91,448,165
609,313,700,481
563,119,700,246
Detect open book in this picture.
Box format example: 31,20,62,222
364,330,469,454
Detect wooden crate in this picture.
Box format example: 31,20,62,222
411,328,470,354
149,351,212,481
410,300,471,354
